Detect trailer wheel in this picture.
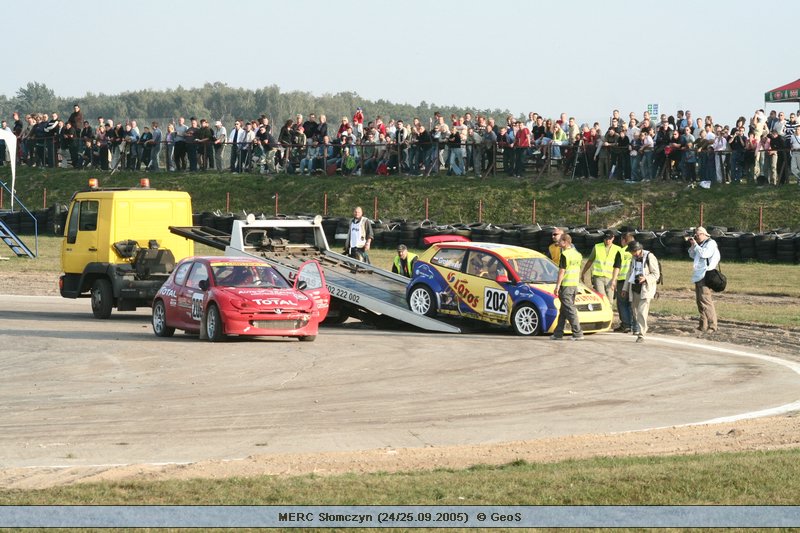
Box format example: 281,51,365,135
205,304,226,342
152,300,175,337
408,285,436,317
90,278,114,319
298,335,316,342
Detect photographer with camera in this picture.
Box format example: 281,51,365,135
620,240,660,343
687,226,720,334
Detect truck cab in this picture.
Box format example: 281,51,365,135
60,181,194,318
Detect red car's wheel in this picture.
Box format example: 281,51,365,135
152,299,175,337
205,304,226,342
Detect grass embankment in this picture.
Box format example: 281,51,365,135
2,450,799,505
5,167,800,230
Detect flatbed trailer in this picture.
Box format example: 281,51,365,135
170,216,460,333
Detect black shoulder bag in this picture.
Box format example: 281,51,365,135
704,257,727,292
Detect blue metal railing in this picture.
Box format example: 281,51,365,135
0,180,39,257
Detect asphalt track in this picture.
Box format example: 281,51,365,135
2,294,800,469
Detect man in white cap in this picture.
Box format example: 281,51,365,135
620,240,660,343
687,226,720,333
214,120,227,172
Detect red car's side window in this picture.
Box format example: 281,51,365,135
173,262,192,286
185,263,209,289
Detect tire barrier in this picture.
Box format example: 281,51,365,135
4,207,799,264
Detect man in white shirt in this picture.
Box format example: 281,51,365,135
344,206,373,263
789,126,800,184
688,226,720,333
214,120,227,171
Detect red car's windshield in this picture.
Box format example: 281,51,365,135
211,265,290,288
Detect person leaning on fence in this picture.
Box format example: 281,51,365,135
344,206,373,263
581,230,621,303
687,226,719,334
620,240,660,343
148,122,162,171
392,244,418,278
551,233,583,341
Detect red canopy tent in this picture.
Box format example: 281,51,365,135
765,79,800,103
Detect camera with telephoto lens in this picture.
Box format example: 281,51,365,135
683,227,696,241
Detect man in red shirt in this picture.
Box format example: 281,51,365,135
513,120,531,178
352,107,364,140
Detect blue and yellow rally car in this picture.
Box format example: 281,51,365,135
406,242,612,336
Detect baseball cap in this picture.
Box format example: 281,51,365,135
603,230,615,239
397,244,407,252
628,240,643,252
695,226,709,236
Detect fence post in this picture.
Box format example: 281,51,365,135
479,199,483,223
324,192,328,216
532,198,536,225
226,192,230,212
425,197,429,220
374,196,378,221
699,202,704,228
275,192,279,216
640,201,645,230
585,201,590,226
0,187,3,209
759,206,763,233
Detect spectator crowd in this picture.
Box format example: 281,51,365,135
2,104,799,186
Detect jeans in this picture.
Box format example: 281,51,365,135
166,145,175,171
449,147,465,175
616,279,634,330
514,147,527,175
214,145,225,171
714,152,727,183
641,151,653,180
630,154,640,180
149,145,161,171
730,151,743,182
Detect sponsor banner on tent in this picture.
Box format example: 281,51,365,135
765,88,800,102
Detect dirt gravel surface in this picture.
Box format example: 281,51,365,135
1,273,800,490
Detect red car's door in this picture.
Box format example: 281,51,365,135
295,260,330,321
177,262,211,331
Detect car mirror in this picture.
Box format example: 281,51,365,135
496,274,509,283
296,280,307,291
198,279,209,291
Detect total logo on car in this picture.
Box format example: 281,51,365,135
406,242,612,336
152,256,330,342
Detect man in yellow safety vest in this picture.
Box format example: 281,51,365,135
581,230,622,302
551,233,584,341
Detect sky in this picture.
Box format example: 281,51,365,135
3,0,798,127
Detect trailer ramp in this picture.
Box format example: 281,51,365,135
170,219,460,334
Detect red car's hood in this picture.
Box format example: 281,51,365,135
219,287,312,310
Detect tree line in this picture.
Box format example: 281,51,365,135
0,81,509,126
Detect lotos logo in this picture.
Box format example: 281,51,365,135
445,273,480,309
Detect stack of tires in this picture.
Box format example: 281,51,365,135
754,233,778,262
396,220,420,248
738,232,757,260
661,229,690,258
717,232,741,261
776,233,796,263
470,223,503,243
567,227,588,255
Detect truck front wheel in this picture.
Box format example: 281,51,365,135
91,278,114,319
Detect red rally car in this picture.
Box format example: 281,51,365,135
151,256,330,342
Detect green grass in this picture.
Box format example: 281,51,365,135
2,449,799,505
4,166,800,230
